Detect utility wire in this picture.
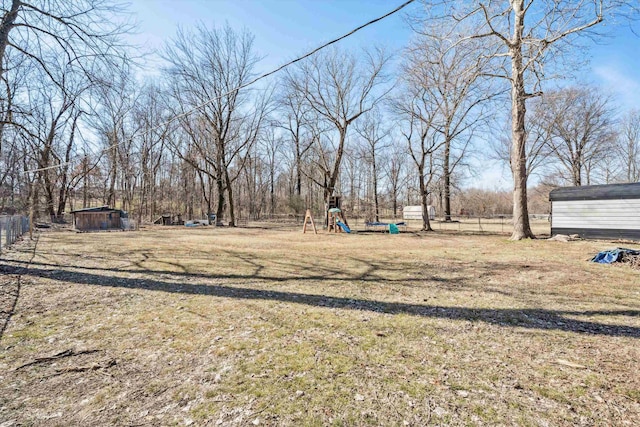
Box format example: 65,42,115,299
25,0,416,174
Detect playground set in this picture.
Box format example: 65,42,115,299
302,195,404,235
303,195,351,234
327,207,351,233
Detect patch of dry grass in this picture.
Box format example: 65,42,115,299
0,226,639,426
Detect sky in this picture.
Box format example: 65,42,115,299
129,0,415,72
128,0,640,189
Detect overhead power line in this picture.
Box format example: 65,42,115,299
24,0,416,174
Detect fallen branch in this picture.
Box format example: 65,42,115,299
51,359,117,376
14,349,101,371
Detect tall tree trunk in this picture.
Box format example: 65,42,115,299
206,178,212,224
82,159,88,208
323,172,331,227
372,152,379,222
42,171,55,219
138,182,145,229
443,138,452,221
108,146,117,207
627,141,633,181
419,171,432,231
0,1,20,76
509,0,534,240
392,188,397,219
56,174,68,219
56,116,78,219
324,128,347,226
185,172,194,219
326,130,346,202
215,148,225,225
573,160,582,186
270,163,276,215
225,169,235,227
215,178,225,225
29,175,40,239
195,169,210,222
295,141,303,196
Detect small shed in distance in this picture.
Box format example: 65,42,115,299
153,213,184,226
71,206,126,232
549,182,640,240
403,205,436,221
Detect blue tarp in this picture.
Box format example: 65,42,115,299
591,248,640,264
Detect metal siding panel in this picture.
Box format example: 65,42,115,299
551,199,640,230
552,214,637,220
552,215,640,221
552,200,640,210
552,205,640,213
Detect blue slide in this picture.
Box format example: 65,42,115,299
336,221,351,233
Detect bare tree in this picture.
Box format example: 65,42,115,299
133,83,170,223
289,47,390,213
0,1,133,143
491,97,555,183
276,78,314,199
91,62,139,210
415,0,637,239
19,58,93,220
543,87,617,186
0,1,135,222
0,49,29,196
0,1,132,74
355,109,390,222
341,145,363,215
393,89,441,231
383,142,408,219
164,24,270,226
618,109,640,182
590,147,623,184
404,31,494,221
260,128,284,216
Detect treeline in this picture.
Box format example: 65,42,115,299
0,1,638,234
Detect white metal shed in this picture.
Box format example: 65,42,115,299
403,205,436,221
549,182,640,240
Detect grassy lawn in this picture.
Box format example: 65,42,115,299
1,226,639,426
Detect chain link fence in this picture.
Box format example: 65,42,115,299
0,215,30,253
236,213,551,235
425,214,551,235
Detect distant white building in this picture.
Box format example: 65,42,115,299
403,205,436,221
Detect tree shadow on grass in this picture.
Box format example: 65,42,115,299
4,257,460,286
2,263,639,339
